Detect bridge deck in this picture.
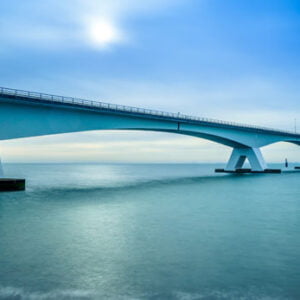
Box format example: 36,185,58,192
1,86,299,138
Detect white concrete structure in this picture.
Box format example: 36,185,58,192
0,87,300,173
225,148,267,172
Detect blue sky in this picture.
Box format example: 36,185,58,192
1,0,300,163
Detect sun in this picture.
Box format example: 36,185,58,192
87,19,120,48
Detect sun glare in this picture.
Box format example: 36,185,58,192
87,19,120,48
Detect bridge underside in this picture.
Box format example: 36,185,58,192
0,97,300,174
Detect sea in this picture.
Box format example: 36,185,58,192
0,163,300,300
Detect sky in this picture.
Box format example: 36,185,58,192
0,0,300,163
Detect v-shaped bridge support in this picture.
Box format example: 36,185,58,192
225,147,267,172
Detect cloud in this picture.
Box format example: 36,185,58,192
1,0,299,163
27,74,299,129
0,130,229,163
2,130,300,163
6,71,300,131
0,0,185,51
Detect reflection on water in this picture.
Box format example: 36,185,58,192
0,163,300,299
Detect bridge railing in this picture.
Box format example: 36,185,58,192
0,86,296,136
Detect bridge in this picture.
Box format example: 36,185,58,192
1,86,300,174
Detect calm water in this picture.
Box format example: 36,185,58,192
0,163,300,300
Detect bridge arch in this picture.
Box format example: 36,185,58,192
0,87,300,173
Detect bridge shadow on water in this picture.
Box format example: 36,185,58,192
0,163,299,204
4,168,299,204
1,164,300,299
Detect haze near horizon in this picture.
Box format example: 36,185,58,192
1,0,300,163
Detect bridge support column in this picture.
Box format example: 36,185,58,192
225,147,267,172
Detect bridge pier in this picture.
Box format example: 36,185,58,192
215,147,281,174
225,147,267,172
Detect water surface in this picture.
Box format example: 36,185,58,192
0,163,300,299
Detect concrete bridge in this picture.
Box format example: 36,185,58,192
1,86,300,173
